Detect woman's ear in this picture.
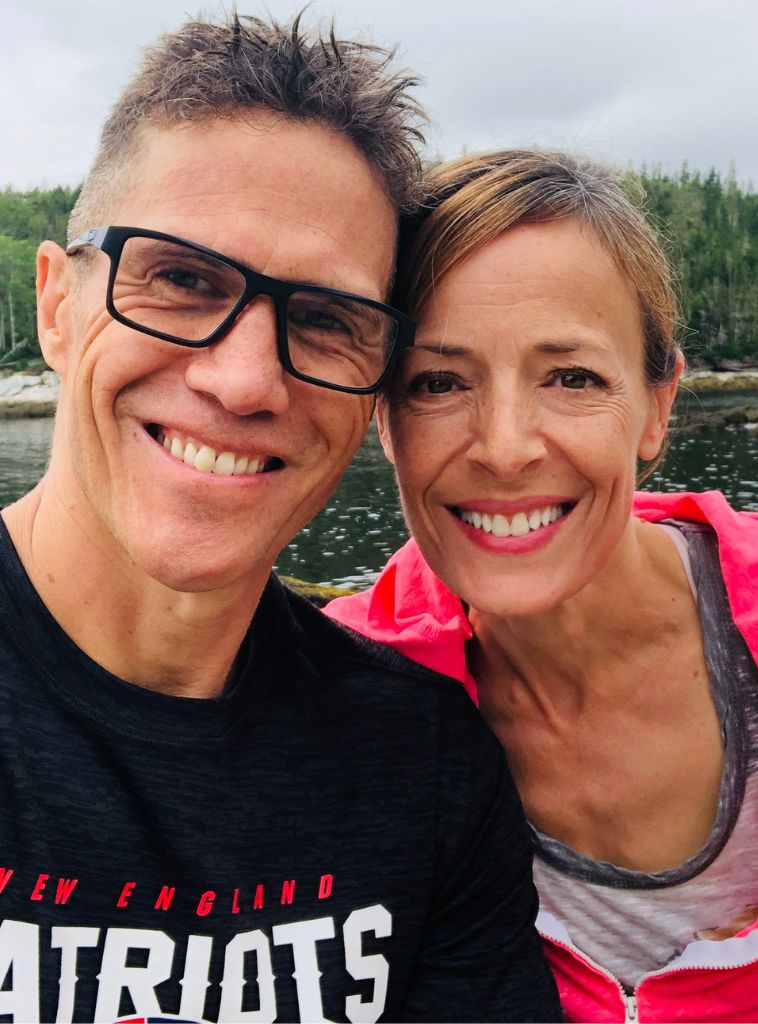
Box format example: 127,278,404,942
638,351,686,460
36,241,72,376
375,396,396,465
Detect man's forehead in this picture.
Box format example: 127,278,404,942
112,117,398,296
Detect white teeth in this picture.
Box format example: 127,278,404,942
213,451,236,475
460,503,567,538
156,430,268,476
491,514,510,538
510,512,530,537
193,445,215,473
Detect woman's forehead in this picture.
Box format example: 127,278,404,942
420,222,639,324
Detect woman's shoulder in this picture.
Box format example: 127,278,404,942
325,539,475,693
634,490,758,658
633,489,758,529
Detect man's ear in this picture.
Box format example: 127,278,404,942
36,241,73,376
638,351,686,460
375,396,396,465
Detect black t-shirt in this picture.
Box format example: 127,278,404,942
0,520,560,1023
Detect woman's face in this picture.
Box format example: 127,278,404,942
379,218,679,617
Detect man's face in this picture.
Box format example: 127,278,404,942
45,116,396,592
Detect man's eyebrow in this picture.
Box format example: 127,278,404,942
150,245,229,268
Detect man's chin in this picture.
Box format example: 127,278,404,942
127,538,275,598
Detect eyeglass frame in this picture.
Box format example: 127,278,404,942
65,225,416,395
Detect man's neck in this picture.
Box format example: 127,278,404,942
2,484,269,699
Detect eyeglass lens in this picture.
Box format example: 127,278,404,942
113,236,399,390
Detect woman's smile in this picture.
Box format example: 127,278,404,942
449,499,575,553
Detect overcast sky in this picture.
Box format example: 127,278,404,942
1,0,756,191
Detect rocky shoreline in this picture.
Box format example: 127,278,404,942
680,369,758,392
0,371,60,419
0,369,757,424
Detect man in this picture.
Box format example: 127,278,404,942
0,13,560,1023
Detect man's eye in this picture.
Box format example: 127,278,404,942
159,268,216,294
290,308,350,333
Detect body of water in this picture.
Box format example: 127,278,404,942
2,394,756,586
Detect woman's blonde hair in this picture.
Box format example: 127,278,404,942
396,149,682,387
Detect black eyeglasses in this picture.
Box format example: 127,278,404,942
66,226,415,394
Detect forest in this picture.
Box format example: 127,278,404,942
0,167,756,368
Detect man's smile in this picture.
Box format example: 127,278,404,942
146,425,283,476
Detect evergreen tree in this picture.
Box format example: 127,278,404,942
0,174,756,368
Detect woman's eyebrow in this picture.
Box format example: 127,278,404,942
535,340,608,355
413,342,471,356
412,339,609,357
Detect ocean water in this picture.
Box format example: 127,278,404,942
1,409,756,586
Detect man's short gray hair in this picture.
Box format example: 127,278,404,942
68,11,427,240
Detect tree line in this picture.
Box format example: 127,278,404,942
0,185,78,366
0,168,756,368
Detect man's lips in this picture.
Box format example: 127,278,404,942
145,424,283,476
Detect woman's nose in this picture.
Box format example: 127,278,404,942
183,297,291,417
465,386,547,479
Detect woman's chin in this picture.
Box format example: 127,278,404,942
464,581,582,622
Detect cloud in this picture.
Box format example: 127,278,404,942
1,0,756,188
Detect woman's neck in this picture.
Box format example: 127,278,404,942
467,517,697,713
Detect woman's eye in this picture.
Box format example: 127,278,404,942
552,369,602,390
408,372,457,395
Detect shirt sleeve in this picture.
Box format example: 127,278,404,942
397,696,563,1023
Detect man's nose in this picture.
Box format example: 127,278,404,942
465,381,547,479
183,297,290,416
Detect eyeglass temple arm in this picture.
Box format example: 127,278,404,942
66,226,110,255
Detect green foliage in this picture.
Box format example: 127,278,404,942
0,235,38,354
0,185,79,246
0,175,755,368
0,186,79,362
635,166,757,365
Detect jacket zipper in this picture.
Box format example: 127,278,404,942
541,932,633,1019
542,929,758,1022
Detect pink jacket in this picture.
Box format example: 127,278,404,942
327,491,758,1022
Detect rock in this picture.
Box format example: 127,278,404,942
681,371,758,392
0,375,25,398
724,409,749,425
279,576,358,607
0,371,60,417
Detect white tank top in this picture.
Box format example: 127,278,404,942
532,522,758,989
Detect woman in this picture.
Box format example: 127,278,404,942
327,150,758,1022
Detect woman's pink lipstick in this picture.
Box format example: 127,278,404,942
449,498,574,554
